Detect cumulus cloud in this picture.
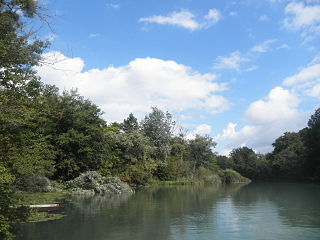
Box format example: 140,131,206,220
283,2,320,41
283,58,320,98
251,39,276,53
36,51,230,122
245,87,300,124
186,124,212,139
204,9,221,25
139,9,221,30
214,87,308,153
213,51,250,71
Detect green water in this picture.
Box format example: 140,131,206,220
16,182,320,240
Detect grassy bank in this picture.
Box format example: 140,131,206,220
150,179,204,186
150,169,250,186
18,192,68,205
17,192,69,223
18,169,250,223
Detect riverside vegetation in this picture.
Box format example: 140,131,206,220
1,1,320,239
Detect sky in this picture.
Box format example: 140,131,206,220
33,0,320,155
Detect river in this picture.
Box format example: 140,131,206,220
16,182,320,240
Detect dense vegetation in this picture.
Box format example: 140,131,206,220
0,0,319,239
216,111,320,182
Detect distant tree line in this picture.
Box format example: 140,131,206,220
216,109,320,182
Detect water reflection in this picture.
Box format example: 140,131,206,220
232,182,320,228
16,182,320,240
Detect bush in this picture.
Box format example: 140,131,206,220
15,175,51,193
0,165,29,239
124,164,153,186
221,169,251,184
67,171,133,195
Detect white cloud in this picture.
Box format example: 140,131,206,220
106,3,119,9
277,44,290,49
139,10,199,30
215,87,308,153
284,2,320,29
218,149,232,157
194,124,212,135
89,33,100,38
246,87,300,124
251,39,276,53
259,15,269,21
245,66,259,72
214,122,237,141
139,9,221,30
37,51,230,122
204,9,221,25
283,60,320,98
283,2,320,41
186,124,212,139
213,51,250,71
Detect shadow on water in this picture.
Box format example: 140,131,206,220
15,182,320,240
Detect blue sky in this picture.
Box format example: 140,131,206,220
35,0,320,155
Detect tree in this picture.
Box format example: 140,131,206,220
304,107,320,180
104,124,156,184
271,132,307,178
0,0,53,177
216,155,234,170
50,90,108,180
141,107,175,162
0,81,59,179
0,0,48,90
230,146,258,179
187,135,217,170
0,165,28,240
121,113,139,133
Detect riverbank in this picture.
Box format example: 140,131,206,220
19,169,250,223
17,192,68,223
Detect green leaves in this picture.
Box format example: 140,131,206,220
0,165,28,240
141,107,175,161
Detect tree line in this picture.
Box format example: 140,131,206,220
216,109,320,182
0,1,319,239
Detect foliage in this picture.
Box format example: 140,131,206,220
27,211,66,223
224,107,320,181
187,135,217,170
0,165,28,240
230,147,258,179
50,90,108,180
220,169,251,184
0,0,48,90
216,155,234,170
66,171,133,195
121,113,139,133
15,174,51,193
304,108,320,180
141,107,175,162
270,132,307,178
103,126,156,184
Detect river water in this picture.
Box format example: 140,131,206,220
16,182,320,240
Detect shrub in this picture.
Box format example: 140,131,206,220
221,169,251,184
15,175,51,193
